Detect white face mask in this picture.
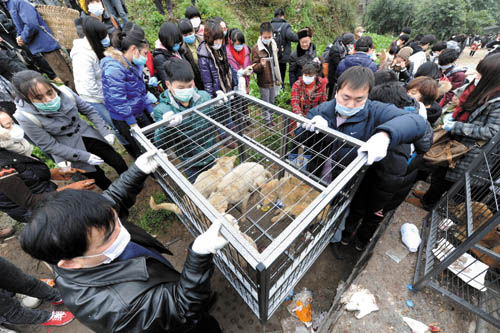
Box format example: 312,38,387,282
261,38,272,45
80,219,131,264
358,32,364,37
190,17,201,29
302,75,315,85
88,2,104,16
212,43,222,50
9,124,24,142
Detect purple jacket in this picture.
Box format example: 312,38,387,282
226,44,251,92
197,42,237,97
336,52,378,77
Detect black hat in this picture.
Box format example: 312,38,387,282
342,33,355,45
297,27,313,40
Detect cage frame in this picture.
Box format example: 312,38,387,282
132,91,368,321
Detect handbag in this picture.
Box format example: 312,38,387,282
423,126,469,169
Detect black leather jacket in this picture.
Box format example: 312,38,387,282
53,164,215,332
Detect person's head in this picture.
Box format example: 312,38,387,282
164,58,195,104
0,109,33,156
84,0,104,16
12,70,63,112
415,61,441,80
21,190,128,268
301,61,320,85
369,82,414,109
159,22,183,52
406,76,438,106
229,28,245,51
431,41,447,56
395,46,413,66
354,36,374,53
341,33,355,48
374,70,398,86
111,23,149,65
82,17,109,60
274,8,285,19
259,22,273,43
0,111,14,129
212,16,227,39
401,27,411,35
438,48,459,68
178,18,196,45
335,66,375,114
185,6,201,30
354,26,365,39
297,27,313,51
203,19,224,50
462,53,500,113
398,34,409,46
419,34,436,50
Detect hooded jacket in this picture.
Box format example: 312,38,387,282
101,48,153,125
336,52,377,77
70,38,104,104
251,37,282,89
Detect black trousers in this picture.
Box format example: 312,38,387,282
112,111,153,159
0,257,59,325
153,0,172,14
82,136,128,190
422,166,453,208
279,62,287,89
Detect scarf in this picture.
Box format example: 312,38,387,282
209,47,233,93
229,42,245,66
452,83,476,122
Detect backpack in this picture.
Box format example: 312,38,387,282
321,43,334,62
273,22,288,60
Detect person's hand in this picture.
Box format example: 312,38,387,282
130,123,140,131
146,91,158,104
104,134,115,145
192,219,228,255
442,113,454,124
16,36,24,47
58,179,96,191
260,58,267,67
443,120,456,131
87,154,104,165
313,57,321,64
50,167,86,181
148,77,159,87
215,90,228,103
301,115,328,134
162,111,183,127
135,149,166,174
357,131,391,165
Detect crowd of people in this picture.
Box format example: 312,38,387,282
0,0,497,331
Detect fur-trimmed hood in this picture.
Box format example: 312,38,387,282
103,47,130,68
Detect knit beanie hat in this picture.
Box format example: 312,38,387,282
397,47,413,62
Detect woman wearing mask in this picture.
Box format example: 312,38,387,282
101,25,154,158
71,18,128,147
213,16,228,44
409,54,500,210
154,22,203,90
390,46,414,84
406,76,439,123
179,18,199,63
12,70,128,190
197,19,235,98
0,111,95,222
226,28,251,93
75,0,119,37
185,6,204,42
289,27,318,87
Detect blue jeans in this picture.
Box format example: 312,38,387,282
89,102,129,145
102,0,128,24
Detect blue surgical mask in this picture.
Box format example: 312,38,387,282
101,36,110,48
335,101,365,117
440,64,453,70
184,34,195,45
174,87,195,103
33,95,61,112
212,43,222,50
172,43,181,52
233,44,244,52
133,54,147,66
262,38,272,45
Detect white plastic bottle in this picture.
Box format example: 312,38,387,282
401,223,421,252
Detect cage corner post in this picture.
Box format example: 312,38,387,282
256,262,270,324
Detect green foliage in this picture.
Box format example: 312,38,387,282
464,10,496,35
365,0,415,35
365,33,394,52
413,0,467,39
136,191,175,234
127,0,166,48
32,146,57,169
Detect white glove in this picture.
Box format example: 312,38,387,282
215,90,228,103
237,69,244,78
357,132,391,165
162,111,183,127
104,134,115,145
135,149,165,174
192,219,228,255
443,120,456,131
87,153,104,165
442,113,454,124
130,124,140,131
301,115,328,134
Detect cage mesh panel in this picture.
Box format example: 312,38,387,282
414,133,500,328
133,92,365,321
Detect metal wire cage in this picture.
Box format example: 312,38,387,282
413,132,500,328
132,91,366,321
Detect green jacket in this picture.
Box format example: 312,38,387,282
153,89,216,167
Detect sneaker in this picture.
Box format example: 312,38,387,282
330,243,345,260
354,238,367,252
51,299,64,306
340,230,355,246
20,295,41,309
0,325,17,333
41,278,55,288
41,311,74,327
0,227,14,239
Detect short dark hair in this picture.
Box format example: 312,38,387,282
374,70,398,86
165,58,194,83
302,61,321,75
337,66,375,93
203,19,224,46
399,34,409,43
369,82,414,109
20,190,115,265
178,18,194,35
354,36,373,52
229,28,245,44
431,41,447,52
420,34,436,46
438,48,459,66
159,22,182,51
406,76,438,105
274,8,285,17
402,27,411,35
185,5,201,19
415,62,441,80
260,22,273,35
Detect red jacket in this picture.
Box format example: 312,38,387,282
440,66,466,107
290,76,328,131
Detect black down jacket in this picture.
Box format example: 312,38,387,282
53,164,216,332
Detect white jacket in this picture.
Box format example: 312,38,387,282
70,38,104,104
409,51,427,76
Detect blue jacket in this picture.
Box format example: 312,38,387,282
6,0,59,54
295,99,427,179
336,52,377,77
101,48,153,125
